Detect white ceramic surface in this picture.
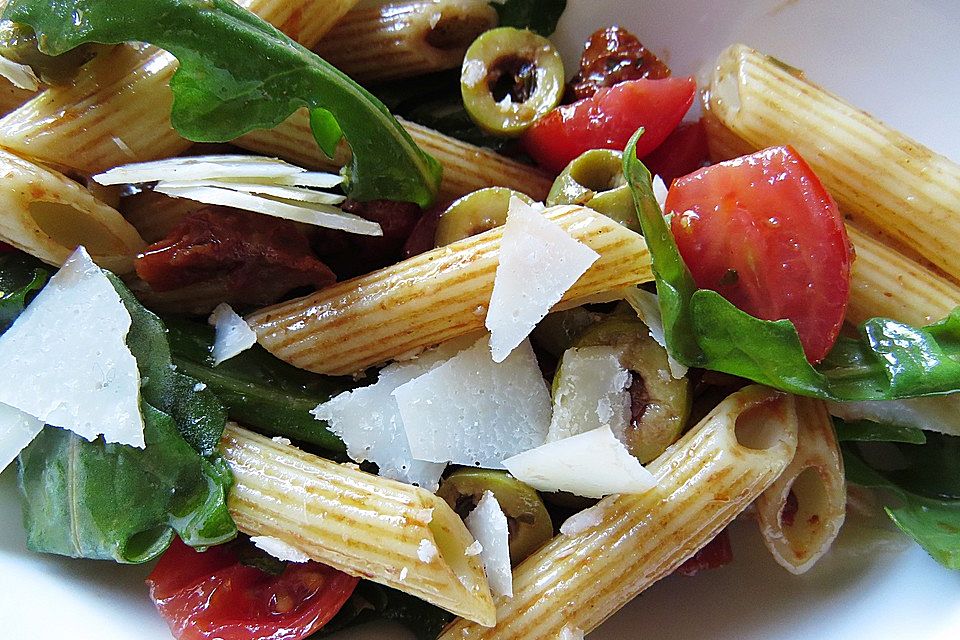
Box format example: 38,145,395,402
3,1,960,638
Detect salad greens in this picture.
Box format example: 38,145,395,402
3,0,442,207
623,129,960,402
316,582,454,640
0,252,47,333
843,439,960,569
3,256,236,563
165,317,353,454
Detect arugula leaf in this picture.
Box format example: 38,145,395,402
623,129,960,402
842,442,960,569
0,252,49,332
315,581,454,640
18,405,235,563
15,269,236,563
4,0,441,207
492,0,568,36
165,317,353,454
833,419,927,445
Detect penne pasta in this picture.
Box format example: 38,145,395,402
0,0,359,176
0,148,144,273
702,111,960,326
316,0,497,83
705,43,960,281
234,111,555,201
246,204,652,375
220,423,496,627
754,396,845,574
440,385,799,639
0,77,35,116
845,225,960,326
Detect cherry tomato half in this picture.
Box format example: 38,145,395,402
666,146,852,363
521,76,696,174
147,538,359,640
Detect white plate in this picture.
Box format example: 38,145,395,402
3,1,960,638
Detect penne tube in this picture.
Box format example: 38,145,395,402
705,43,960,281
316,0,497,83
0,77,35,116
234,111,555,201
220,423,496,626
702,113,960,326
247,204,652,375
754,396,845,574
0,148,144,273
845,225,960,326
440,385,799,639
0,0,359,176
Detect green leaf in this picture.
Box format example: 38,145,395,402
834,419,927,445
4,0,441,207
492,0,568,36
0,252,49,333
15,271,236,563
18,405,236,563
314,581,454,640
842,443,960,569
622,130,960,402
164,317,353,454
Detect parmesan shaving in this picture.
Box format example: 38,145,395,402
0,403,45,472
548,346,631,442
502,426,656,498
250,536,311,563
826,396,960,437
156,179,346,205
485,197,599,362
93,154,315,185
417,539,439,563
559,504,607,536
0,247,144,447
313,340,472,491
394,336,551,468
652,174,669,212
559,626,585,640
0,55,40,91
624,286,688,379
208,303,257,365
464,491,513,598
464,540,483,557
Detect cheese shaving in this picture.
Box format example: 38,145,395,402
93,154,319,184
250,536,311,563
485,197,599,362
417,539,439,563
464,491,513,598
559,503,607,536
502,425,656,498
548,346,631,442
208,303,257,365
394,336,551,468
464,540,483,557
652,174,669,211
0,55,40,91
0,247,144,447
0,403,45,472
624,286,688,379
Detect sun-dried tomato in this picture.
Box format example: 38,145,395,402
568,26,671,102
135,206,335,305
313,199,423,279
674,529,734,577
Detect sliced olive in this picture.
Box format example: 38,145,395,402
437,468,552,564
574,316,691,463
0,21,105,85
434,187,532,246
460,27,564,137
547,149,640,233
531,306,604,359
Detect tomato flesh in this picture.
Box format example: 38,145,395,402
641,119,710,186
666,146,852,363
147,538,359,640
521,77,696,174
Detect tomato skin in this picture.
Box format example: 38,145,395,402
666,146,852,363
147,538,359,640
0,242,14,253
641,119,710,186
521,77,696,174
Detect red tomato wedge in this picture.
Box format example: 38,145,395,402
521,77,696,174
665,146,852,363
641,119,710,186
147,538,359,640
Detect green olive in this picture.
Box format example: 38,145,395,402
531,306,603,358
460,27,564,137
434,187,532,246
546,149,640,233
0,21,105,85
574,316,690,463
437,468,552,564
